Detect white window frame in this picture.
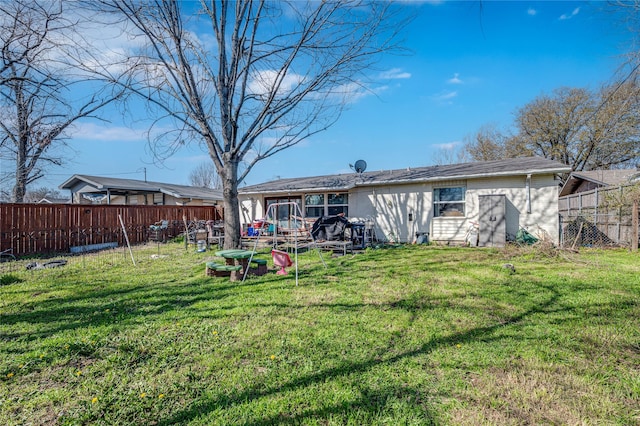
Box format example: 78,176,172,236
433,186,466,218
303,192,349,218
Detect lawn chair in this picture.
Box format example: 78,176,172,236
271,249,292,275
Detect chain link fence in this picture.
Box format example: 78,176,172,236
559,185,639,249
0,239,216,284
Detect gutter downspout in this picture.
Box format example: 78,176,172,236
525,174,532,214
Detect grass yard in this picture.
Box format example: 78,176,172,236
1,243,639,425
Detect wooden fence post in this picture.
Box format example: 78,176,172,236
633,200,638,251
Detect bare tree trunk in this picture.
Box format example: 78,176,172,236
12,169,27,202
13,133,28,202
222,157,241,249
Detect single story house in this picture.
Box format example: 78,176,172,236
59,175,223,206
238,157,571,246
559,169,639,197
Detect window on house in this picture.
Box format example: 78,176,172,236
434,187,465,217
305,194,324,218
302,193,349,218
328,193,348,216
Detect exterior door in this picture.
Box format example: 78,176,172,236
478,194,506,247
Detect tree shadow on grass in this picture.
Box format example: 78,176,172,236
0,274,23,286
0,272,284,343
240,383,440,426
156,283,564,425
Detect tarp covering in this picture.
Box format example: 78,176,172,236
516,227,538,245
311,215,351,241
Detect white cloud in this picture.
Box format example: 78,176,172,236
432,90,458,102
70,122,147,142
321,81,388,104
433,141,461,150
379,68,411,80
559,7,580,20
527,8,537,16
447,73,463,84
247,69,306,97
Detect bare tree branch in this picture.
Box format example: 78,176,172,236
0,0,123,202
89,0,408,248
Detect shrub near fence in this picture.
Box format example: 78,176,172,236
0,203,223,257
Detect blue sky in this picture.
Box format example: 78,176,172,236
18,1,635,191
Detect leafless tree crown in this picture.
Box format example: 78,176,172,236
0,0,121,202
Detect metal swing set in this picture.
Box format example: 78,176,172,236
242,202,326,285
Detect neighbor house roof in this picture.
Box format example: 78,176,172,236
559,169,639,197
240,157,571,195
59,175,223,201
36,197,70,204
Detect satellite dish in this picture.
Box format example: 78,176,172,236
354,159,367,174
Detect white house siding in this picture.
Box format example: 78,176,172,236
239,196,264,225
352,174,560,244
466,174,560,243
238,172,561,244
349,183,432,243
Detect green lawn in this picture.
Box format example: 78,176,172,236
1,244,638,425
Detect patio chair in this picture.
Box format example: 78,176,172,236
271,249,292,275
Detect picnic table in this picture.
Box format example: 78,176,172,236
210,249,266,281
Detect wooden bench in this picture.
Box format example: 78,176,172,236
205,261,242,277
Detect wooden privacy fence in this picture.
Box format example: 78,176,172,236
559,185,639,248
0,204,223,257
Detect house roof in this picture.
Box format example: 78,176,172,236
59,175,223,201
239,157,572,195
559,169,639,197
36,197,70,204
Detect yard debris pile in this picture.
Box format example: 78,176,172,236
563,215,617,248
25,260,67,270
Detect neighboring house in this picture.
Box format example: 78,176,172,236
238,157,571,246
36,196,70,204
59,175,223,206
559,169,639,197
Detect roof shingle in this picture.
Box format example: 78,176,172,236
240,157,571,194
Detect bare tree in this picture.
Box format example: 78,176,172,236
464,124,522,162
432,143,469,165
515,83,640,171
514,87,593,167
466,82,640,172
610,1,640,74
92,0,406,248
24,186,63,203
0,0,120,202
189,161,221,189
